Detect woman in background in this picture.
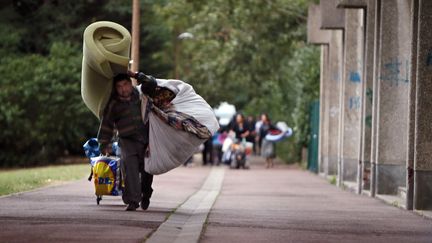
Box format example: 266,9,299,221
258,113,276,168
231,113,250,142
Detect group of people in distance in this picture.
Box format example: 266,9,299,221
202,112,277,169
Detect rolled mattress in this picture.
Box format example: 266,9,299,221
81,21,131,119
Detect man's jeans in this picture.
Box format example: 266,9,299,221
120,138,153,205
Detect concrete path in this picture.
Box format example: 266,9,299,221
0,166,212,242
1,156,432,243
202,158,432,243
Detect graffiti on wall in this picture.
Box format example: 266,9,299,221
349,71,361,83
348,96,361,110
379,57,410,86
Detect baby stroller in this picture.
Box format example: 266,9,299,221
83,138,123,205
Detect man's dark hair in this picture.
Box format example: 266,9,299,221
113,73,131,84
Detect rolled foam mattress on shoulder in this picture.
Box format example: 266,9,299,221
81,21,131,119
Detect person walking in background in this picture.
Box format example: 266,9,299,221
212,123,228,165
258,113,277,168
227,113,250,169
246,115,257,154
202,138,214,166
255,114,264,155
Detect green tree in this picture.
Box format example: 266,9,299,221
0,42,98,166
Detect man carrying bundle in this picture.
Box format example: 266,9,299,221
97,73,156,211
82,21,218,211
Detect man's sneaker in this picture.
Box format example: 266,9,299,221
125,202,139,211
141,197,150,210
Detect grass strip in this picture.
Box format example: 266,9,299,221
0,164,89,196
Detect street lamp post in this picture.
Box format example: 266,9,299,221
174,32,194,79
131,0,140,83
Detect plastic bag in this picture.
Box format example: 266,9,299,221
90,156,122,196
83,138,100,158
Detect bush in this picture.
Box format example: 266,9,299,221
0,42,98,167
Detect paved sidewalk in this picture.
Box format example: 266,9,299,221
0,165,211,242
201,157,432,243
1,156,432,243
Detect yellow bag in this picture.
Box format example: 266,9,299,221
91,156,122,196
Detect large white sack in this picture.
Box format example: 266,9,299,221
154,79,219,135
140,79,219,175
145,112,205,175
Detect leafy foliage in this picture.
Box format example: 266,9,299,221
0,42,97,166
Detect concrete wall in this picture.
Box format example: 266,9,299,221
307,5,331,44
307,3,343,177
339,9,364,183
307,0,432,211
320,0,345,29
337,0,367,8
374,0,412,195
413,0,432,210
406,0,419,211
317,0,345,178
359,0,376,194
370,0,382,197
327,30,343,175
336,0,375,195
319,45,330,175
307,4,332,176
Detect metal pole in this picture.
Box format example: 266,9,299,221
131,0,140,79
173,28,179,79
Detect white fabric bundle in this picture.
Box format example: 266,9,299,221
265,121,293,142
139,79,219,175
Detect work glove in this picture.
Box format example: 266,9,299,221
127,70,157,97
127,70,156,84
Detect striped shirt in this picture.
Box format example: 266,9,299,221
97,88,148,150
